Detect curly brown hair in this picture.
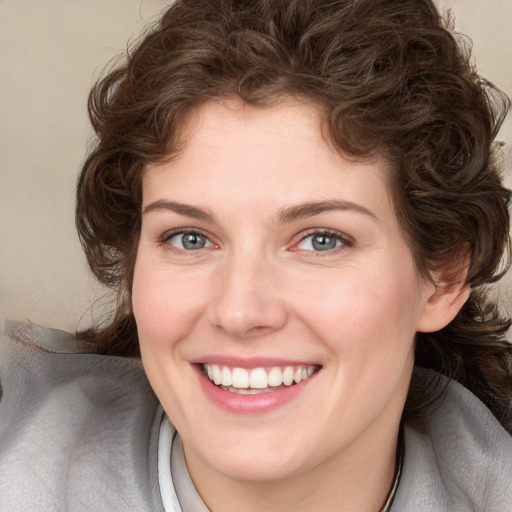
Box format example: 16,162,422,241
76,0,512,427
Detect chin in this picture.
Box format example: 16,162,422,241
184,427,313,483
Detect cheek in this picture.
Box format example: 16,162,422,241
292,262,422,357
131,258,208,349
131,259,209,410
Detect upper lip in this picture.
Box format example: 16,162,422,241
192,355,321,369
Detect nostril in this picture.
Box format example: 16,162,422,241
206,281,288,338
212,322,276,339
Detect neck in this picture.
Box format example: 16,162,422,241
183,419,401,512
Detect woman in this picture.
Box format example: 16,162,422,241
1,0,511,510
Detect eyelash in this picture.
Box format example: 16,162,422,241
159,228,217,254
291,229,354,255
158,228,354,255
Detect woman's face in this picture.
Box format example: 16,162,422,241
132,99,439,483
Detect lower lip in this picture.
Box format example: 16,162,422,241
196,367,317,414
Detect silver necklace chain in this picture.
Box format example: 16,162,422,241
380,441,404,512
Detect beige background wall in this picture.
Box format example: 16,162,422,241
1,0,511,331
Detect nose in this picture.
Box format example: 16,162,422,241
207,252,288,339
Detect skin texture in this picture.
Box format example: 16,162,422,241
132,98,469,512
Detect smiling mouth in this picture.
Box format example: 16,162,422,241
203,364,318,394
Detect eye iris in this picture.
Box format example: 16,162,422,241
312,234,337,251
182,233,206,250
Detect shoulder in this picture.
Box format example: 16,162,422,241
0,316,155,413
393,369,512,512
0,317,165,512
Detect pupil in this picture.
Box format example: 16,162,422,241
312,235,336,251
182,233,205,250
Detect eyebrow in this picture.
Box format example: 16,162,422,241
276,200,377,224
142,199,377,224
142,200,216,223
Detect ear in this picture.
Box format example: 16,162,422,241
416,263,471,333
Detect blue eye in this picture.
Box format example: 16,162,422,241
297,232,345,252
168,232,213,250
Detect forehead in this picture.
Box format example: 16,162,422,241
168,97,331,168
142,98,392,218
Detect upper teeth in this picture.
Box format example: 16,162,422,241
204,364,316,389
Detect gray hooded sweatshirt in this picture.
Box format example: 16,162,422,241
0,317,511,511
